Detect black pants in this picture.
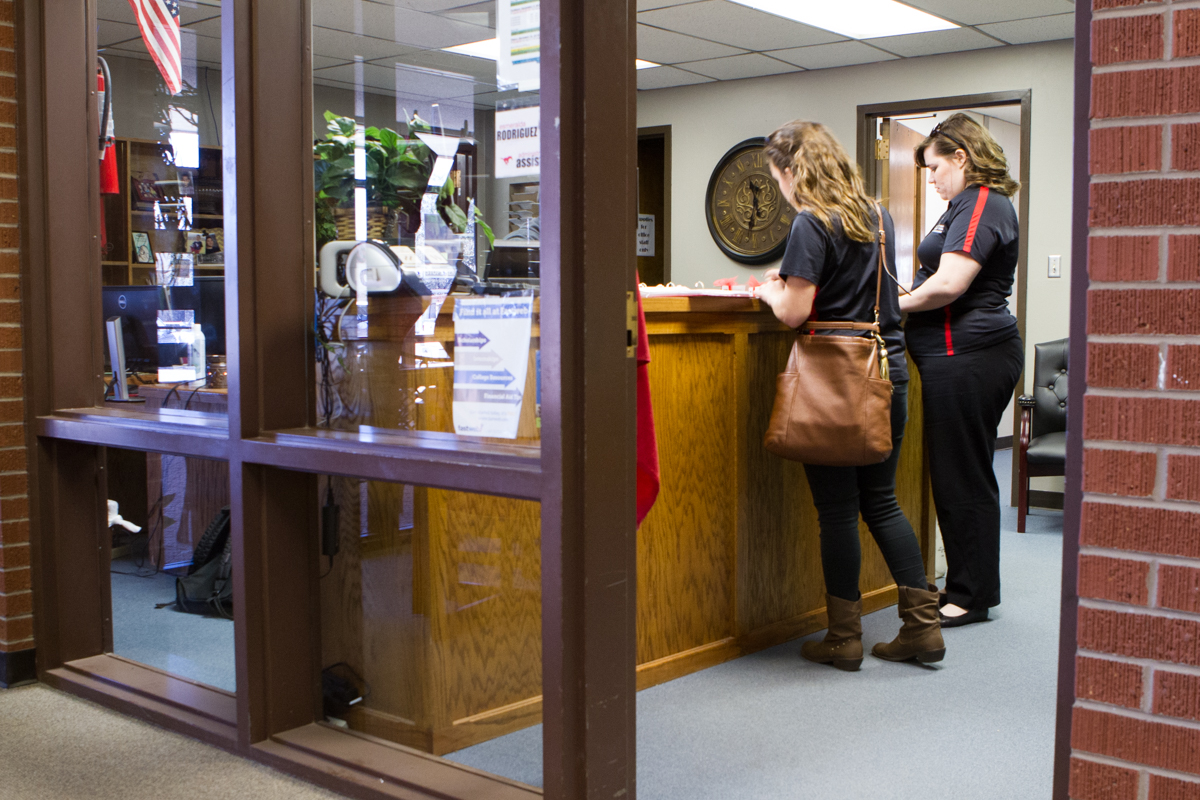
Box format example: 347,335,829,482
913,335,1024,611
803,383,928,602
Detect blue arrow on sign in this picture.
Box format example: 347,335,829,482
455,368,516,386
455,332,491,348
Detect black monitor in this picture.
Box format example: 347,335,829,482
167,276,226,356
101,285,165,374
102,278,226,375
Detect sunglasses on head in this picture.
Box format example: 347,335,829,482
930,122,968,154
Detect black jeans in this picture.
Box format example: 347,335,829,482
913,335,1024,611
803,382,928,602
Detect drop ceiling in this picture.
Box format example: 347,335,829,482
95,0,1077,101
637,0,1076,89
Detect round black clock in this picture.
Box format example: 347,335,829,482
705,137,797,265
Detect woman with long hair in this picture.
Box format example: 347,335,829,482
756,121,943,670
903,113,1024,627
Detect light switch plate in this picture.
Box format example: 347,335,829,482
1048,255,1062,278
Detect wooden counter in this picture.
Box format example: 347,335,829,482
319,293,935,755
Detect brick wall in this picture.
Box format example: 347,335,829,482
1074,1,1200,795
0,0,30,676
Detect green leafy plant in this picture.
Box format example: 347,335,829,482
314,112,357,246
315,111,494,248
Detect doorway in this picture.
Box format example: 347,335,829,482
859,92,1033,504
637,126,671,287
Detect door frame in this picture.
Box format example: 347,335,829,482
856,90,1033,486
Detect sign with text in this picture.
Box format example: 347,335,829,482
495,105,540,179
498,0,540,92
637,214,655,257
452,296,534,439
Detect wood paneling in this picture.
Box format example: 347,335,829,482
318,298,933,755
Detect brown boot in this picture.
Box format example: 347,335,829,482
801,594,863,671
872,583,946,664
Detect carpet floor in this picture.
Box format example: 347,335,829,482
2,450,1063,799
444,449,1066,799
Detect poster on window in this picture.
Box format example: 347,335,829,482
498,0,539,93
452,296,534,439
495,105,540,179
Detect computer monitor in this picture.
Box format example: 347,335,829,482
101,285,165,374
168,276,225,356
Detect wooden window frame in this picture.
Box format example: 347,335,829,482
18,1,638,798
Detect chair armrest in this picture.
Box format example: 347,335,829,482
1019,397,1033,450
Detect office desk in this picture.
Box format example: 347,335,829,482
318,294,936,755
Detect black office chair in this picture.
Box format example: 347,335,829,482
1017,338,1068,533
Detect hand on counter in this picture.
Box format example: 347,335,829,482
754,271,816,329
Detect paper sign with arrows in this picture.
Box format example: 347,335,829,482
452,296,534,438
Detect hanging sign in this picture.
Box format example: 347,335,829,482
453,296,534,438
637,214,655,257
498,0,540,93
495,105,540,179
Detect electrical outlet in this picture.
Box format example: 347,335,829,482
1048,255,1062,278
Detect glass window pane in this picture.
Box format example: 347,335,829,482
107,446,234,692
312,0,541,450
317,473,540,787
98,1,228,417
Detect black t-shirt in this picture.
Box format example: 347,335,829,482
908,185,1020,357
778,208,908,384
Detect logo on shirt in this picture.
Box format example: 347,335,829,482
932,224,946,234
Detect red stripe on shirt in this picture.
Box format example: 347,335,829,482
943,307,955,356
963,186,989,254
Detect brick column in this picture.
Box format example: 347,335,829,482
1072,0,1200,796
0,0,30,688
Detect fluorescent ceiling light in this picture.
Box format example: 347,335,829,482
442,38,499,60
444,40,662,70
728,0,957,40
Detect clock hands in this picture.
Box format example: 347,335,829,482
748,180,760,232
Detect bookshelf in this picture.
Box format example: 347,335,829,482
101,137,225,286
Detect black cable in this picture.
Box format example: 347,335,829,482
183,380,209,410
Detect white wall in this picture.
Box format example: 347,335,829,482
637,40,1075,420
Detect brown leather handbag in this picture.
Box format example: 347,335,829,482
763,203,895,467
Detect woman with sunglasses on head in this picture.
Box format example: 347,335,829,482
756,121,944,671
902,113,1024,628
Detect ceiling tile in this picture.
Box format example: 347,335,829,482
98,0,219,27
314,60,484,98
313,27,421,62
676,53,799,81
864,27,1004,58
638,0,703,9
314,1,492,48
901,0,1076,26
638,1,846,52
767,41,898,70
639,24,747,64
637,66,715,91
977,14,1075,45
98,20,141,49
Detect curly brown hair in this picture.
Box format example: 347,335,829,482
914,113,1020,197
764,121,877,243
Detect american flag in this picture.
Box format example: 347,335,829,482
127,0,182,95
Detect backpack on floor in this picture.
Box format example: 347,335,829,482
174,506,233,618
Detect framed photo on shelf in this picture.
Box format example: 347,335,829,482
131,231,153,264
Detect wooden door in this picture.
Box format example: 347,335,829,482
882,119,925,288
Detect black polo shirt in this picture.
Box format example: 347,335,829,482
778,208,909,384
908,185,1020,358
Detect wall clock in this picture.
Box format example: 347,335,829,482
705,137,797,265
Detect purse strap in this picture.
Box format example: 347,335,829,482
805,200,886,332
